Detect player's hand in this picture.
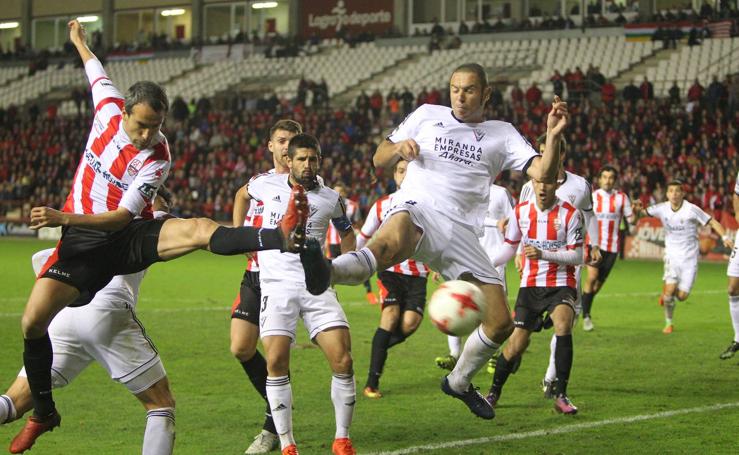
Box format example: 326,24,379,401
588,246,602,266
524,245,542,259
396,139,420,162
514,255,523,273
546,96,569,137
723,235,734,250
497,218,509,235
68,19,87,46
29,206,67,229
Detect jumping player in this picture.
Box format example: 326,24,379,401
300,63,568,420
9,20,307,453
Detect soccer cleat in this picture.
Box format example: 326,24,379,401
486,349,500,374
366,292,378,305
662,324,673,334
541,379,555,399
363,386,382,399
434,354,457,371
719,341,739,360
245,430,279,454
279,184,308,253
553,395,578,415
9,411,61,454
583,317,594,332
281,444,299,455
485,390,500,408
332,437,356,455
441,376,495,420
300,238,332,295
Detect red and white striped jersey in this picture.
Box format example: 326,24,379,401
505,198,583,288
326,198,359,246
62,59,170,219
359,195,430,278
593,188,633,253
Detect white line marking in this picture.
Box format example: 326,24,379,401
364,401,739,455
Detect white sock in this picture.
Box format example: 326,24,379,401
266,376,294,449
142,407,175,455
447,336,462,358
664,294,675,324
331,373,355,439
448,326,500,393
0,395,17,424
332,248,377,285
730,295,739,342
544,334,557,383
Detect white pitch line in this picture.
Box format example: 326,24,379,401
364,401,739,455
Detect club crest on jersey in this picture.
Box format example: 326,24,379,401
127,159,142,177
473,129,486,142
568,194,576,204
553,218,562,231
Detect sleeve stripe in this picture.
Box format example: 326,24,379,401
90,76,110,88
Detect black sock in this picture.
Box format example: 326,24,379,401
240,351,276,434
366,328,391,389
23,335,56,418
363,279,372,293
490,353,516,396
209,226,282,255
387,327,407,348
554,334,574,397
582,292,595,318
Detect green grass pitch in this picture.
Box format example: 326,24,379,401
1,238,738,454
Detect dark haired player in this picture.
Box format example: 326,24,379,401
301,62,568,420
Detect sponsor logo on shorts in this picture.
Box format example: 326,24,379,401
47,268,71,278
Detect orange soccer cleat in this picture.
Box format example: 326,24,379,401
279,184,308,252
281,443,299,455
332,437,356,455
9,411,61,454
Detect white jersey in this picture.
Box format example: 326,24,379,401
593,188,633,253
388,104,538,234
646,201,711,260
248,173,347,284
33,249,144,309
480,184,515,253
504,198,583,288
520,170,597,245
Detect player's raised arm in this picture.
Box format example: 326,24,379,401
68,19,96,65
526,96,568,183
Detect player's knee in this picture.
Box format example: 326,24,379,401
401,315,422,335
379,306,400,330
330,352,353,375
676,291,689,301
20,314,48,339
230,341,257,362
483,316,514,342
266,352,290,376
728,283,739,296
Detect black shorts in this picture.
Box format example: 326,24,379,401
231,270,261,325
378,270,428,316
514,287,576,331
39,220,165,306
594,251,619,283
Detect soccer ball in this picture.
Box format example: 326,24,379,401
428,280,486,336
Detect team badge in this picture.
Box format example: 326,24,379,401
568,194,576,204
553,218,562,231
127,159,142,176
473,129,486,142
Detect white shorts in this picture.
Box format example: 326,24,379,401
728,243,739,278
385,200,502,286
19,303,165,395
259,281,349,341
663,255,698,294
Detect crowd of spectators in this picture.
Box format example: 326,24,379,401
1,70,737,226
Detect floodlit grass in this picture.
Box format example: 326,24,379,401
1,238,736,454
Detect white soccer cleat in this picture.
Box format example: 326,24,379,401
245,430,279,454
583,317,594,332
